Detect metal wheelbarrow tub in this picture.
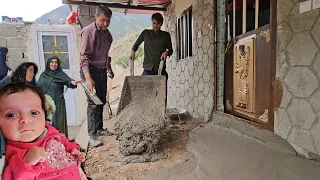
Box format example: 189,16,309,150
116,75,167,116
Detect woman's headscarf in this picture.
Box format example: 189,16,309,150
0,46,9,79
38,56,72,93
13,62,39,85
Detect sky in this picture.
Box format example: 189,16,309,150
0,0,63,21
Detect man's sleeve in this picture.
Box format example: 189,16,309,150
166,32,173,56
132,30,145,52
80,29,95,73
106,56,112,71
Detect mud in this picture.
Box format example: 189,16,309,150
115,76,166,164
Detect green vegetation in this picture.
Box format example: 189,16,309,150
115,45,144,68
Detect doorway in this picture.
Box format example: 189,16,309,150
223,0,276,130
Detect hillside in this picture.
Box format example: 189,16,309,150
34,5,151,41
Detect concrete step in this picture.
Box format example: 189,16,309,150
143,113,320,180
187,118,320,180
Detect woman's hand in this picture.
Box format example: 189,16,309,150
71,80,82,86
7,70,13,78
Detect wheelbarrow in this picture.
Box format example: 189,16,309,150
116,58,166,116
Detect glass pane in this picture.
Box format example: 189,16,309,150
60,53,70,69
44,53,53,66
56,36,69,52
42,35,54,52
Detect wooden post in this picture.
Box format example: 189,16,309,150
255,0,259,29
243,0,247,34
233,0,236,38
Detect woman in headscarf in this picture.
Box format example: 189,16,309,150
12,62,56,124
13,62,38,84
0,47,13,89
0,46,13,159
38,56,82,137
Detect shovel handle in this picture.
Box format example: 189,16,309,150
130,59,134,76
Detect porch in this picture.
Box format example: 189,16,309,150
143,113,320,180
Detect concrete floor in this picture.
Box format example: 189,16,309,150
143,113,320,180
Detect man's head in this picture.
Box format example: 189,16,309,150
0,83,47,142
152,13,164,32
95,5,112,30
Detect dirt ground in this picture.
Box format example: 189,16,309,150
84,117,199,180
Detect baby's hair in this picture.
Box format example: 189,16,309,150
0,82,47,117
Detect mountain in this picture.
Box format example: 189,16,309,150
34,5,151,41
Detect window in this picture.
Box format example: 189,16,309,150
42,35,70,69
177,7,193,60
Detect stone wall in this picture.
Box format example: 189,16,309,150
78,5,96,28
164,0,215,122
0,22,33,69
276,0,320,158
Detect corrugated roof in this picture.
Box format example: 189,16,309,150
62,0,171,14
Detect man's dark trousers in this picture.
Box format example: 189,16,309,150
80,66,107,137
142,68,168,107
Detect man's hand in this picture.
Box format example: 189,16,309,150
85,72,95,93
107,70,114,79
7,70,13,78
23,147,46,165
160,51,168,61
71,148,85,163
71,80,82,86
130,51,135,60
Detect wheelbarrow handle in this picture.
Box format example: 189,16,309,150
158,57,166,76
130,59,134,76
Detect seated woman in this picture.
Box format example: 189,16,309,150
0,47,13,89
13,62,56,123
38,56,82,138
13,62,38,84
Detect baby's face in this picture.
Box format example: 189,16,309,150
0,89,45,142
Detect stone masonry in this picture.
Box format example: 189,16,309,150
0,23,33,69
276,0,320,158
164,0,215,122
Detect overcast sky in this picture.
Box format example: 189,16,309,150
0,0,63,21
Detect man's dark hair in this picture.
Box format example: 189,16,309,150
152,13,164,24
0,82,47,117
96,5,112,18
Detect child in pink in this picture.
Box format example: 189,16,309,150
0,82,87,180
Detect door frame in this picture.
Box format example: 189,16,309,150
213,0,277,131
32,26,81,126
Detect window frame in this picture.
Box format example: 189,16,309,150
176,6,193,61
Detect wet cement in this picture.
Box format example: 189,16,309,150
115,76,166,164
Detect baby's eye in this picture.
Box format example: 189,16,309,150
6,113,17,118
31,111,40,116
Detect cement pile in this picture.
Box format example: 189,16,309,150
115,76,167,164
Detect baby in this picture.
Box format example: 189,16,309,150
0,82,87,180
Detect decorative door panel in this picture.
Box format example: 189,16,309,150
233,35,256,117
225,25,272,129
